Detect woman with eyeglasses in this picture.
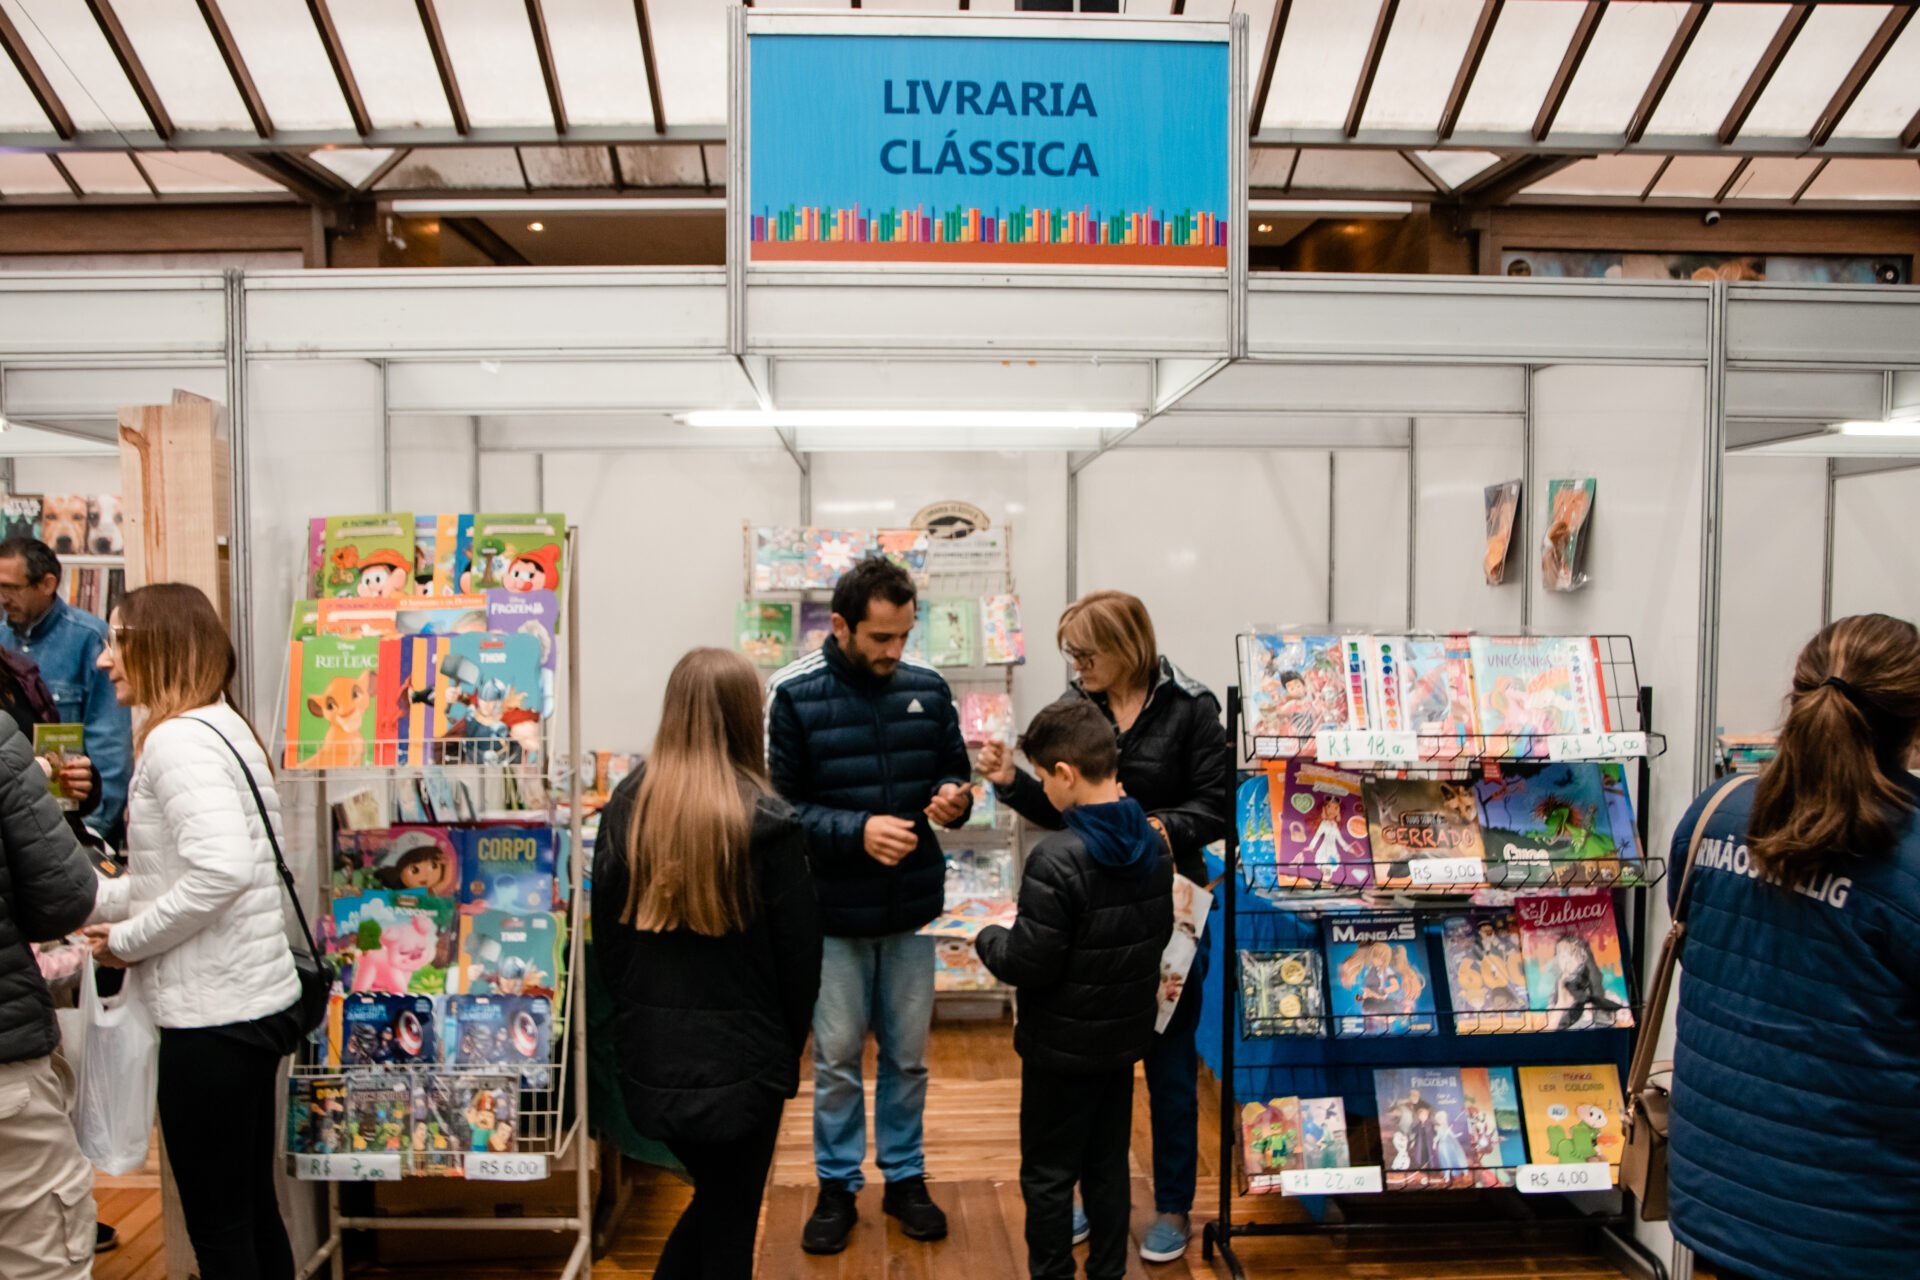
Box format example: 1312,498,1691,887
978,589,1229,1264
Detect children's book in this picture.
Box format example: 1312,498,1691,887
1439,910,1530,1034
415,514,470,596
453,1074,520,1154
932,936,998,992
1,494,42,542
33,724,83,810
927,597,976,668
1461,1066,1527,1187
797,601,833,656
960,692,1014,747
1475,763,1618,888
1397,635,1480,746
1515,893,1633,1032
1485,480,1522,585
918,897,1018,941
488,590,559,716
394,593,489,636
1241,634,1351,747
286,1074,348,1157
1336,635,1374,732
1364,779,1487,890
751,527,809,592
737,601,794,669
284,635,381,769
1360,635,1409,733
1240,1096,1304,1190
306,517,328,598
459,826,557,914
1542,478,1596,593
1298,1097,1350,1172
436,632,544,765
469,513,565,597
1468,635,1610,743
445,995,553,1086
876,528,930,582
288,598,322,642
1237,775,1277,883
345,1072,411,1153
980,593,1025,666
1599,763,1645,885
317,597,399,639
338,826,462,898
331,891,457,996
377,634,448,767
1239,949,1326,1038
964,781,998,829
1272,760,1373,890
410,1073,463,1176
939,845,1016,906
904,600,931,665
1517,1064,1627,1177
1156,876,1213,1033
322,514,415,598
330,994,439,1068
1375,1067,1475,1189
1324,911,1436,1038
803,528,875,588
456,911,559,998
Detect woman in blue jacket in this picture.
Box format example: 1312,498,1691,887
1667,613,1920,1280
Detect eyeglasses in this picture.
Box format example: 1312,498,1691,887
109,625,137,648
1061,645,1098,669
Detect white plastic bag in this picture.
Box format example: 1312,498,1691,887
73,957,158,1175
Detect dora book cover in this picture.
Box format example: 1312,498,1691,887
284,635,380,770
1240,1096,1304,1190
1323,911,1437,1038
468,513,565,599
1474,763,1617,889
1515,893,1633,1032
1241,634,1351,746
1517,1064,1627,1177
334,826,460,898
322,514,415,599
1364,779,1486,890
1273,759,1373,890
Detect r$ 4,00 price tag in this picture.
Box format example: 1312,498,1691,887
466,1153,550,1182
1280,1165,1384,1197
1516,1162,1613,1194
295,1153,400,1182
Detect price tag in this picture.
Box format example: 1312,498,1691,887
1516,1163,1614,1194
465,1153,549,1182
1409,857,1486,888
1547,732,1649,761
1315,730,1419,763
1280,1165,1384,1197
294,1153,401,1182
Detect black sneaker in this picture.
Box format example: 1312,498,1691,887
802,1181,858,1255
95,1222,119,1254
882,1176,949,1242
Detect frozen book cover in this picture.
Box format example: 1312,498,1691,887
1241,634,1351,746
980,593,1026,666
1517,1064,1626,1176
751,527,808,592
1240,1096,1304,1189
1439,910,1530,1034
736,601,795,669
446,995,553,1087
456,910,559,998
1475,763,1618,889
1515,893,1632,1031
487,589,559,717
454,1075,520,1154
797,600,834,656
803,528,875,588
1461,1067,1527,1187
1239,949,1325,1038
330,993,439,1068
459,826,556,915
1273,760,1373,890
345,1072,411,1154
410,1073,464,1176
322,514,415,599
436,631,544,765
1398,635,1480,745
1469,636,1609,743
330,891,457,996
284,635,380,770
1298,1097,1350,1171
286,1074,348,1156
1375,1067,1473,1189
1364,779,1487,890
468,513,565,597
1324,912,1436,1038
960,692,1014,747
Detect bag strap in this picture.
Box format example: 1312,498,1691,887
182,715,323,966
1625,772,1754,1108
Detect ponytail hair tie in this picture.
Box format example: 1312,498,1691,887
1821,674,1896,727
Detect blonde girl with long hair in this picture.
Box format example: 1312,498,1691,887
593,648,821,1279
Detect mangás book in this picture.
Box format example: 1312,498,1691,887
1324,911,1436,1038
487,589,558,717
454,1075,519,1154
1240,1096,1303,1191
468,513,565,598
1375,1067,1474,1190
1517,1064,1627,1177
1241,634,1351,746
446,994,553,1087
345,1072,411,1154
284,635,381,769
1364,779,1486,890
1397,635,1479,745
1298,1097,1350,1172
456,911,559,998
336,826,461,898
436,631,544,765
286,1074,348,1157
927,597,976,668
737,601,794,669
1469,635,1610,743
1474,763,1617,888
1239,949,1325,1038
1439,910,1529,1034
322,514,415,599
1515,893,1632,1031
410,1073,463,1176
330,993,439,1068
980,593,1025,666
1272,760,1373,890
459,825,556,914
330,891,456,996
1461,1066,1526,1187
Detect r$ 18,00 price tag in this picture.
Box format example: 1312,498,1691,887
1280,1165,1384,1197
466,1153,550,1182
295,1153,400,1182
1516,1162,1613,1194
1315,730,1418,763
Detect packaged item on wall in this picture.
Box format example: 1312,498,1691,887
1517,1064,1627,1177
330,994,439,1068
1398,635,1480,746
286,1074,348,1158
1469,636,1611,741
1239,948,1326,1038
1272,760,1373,890
459,826,557,914
345,1072,411,1154
1542,478,1596,593
436,632,544,765
410,1073,464,1176
331,891,456,996
737,601,795,669
322,514,416,598
960,691,1014,746
456,910,559,998
1515,893,1632,1032
445,994,553,1087
1241,634,1351,746
1439,910,1529,1034
927,597,977,668
1240,1096,1303,1191
1484,480,1522,585
1324,911,1436,1038
980,593,1025,666
1358,635,1407,733
797,600,834,656
1298,1097,1350,1172
1364,779,1487,890
284,634,381,769
454,1075,520,1154
1475,763,1618,888
469,513,565,596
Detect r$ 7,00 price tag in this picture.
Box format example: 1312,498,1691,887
1516,1162,1613,1194
295,1153,400,1182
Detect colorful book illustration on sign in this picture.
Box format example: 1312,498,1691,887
1515,893,1632,1032
1439,910,1530,1034
1239,949,1325,1038
330,891,456,996
1398,635,1480,746
1469,635,1610,743
751,527,809,592
410,1073,463,1176
446,994,553,1086
1272,760,1373,890
460,826,557,915
1599,763,1645,884
1241,634,1351,747
487,590,558,716
1517,1064,1627,1178
334,825,461,898
377,634,448,767
1324,911,1436,1038
316,597,399,640
436,632,544,765
1364,779,1487,889
456,911,559,998
980,593,1025,665
454,1075,520,1154
284,635,381,769
467,513,565,597
1475,764,1618,888
797,600,833,656
287,1074,348,1156
927,597,976,668
1240,1096,1304,1190
329,994,439,1068
960,692,1014,747
322,514,415,598
345,1073,410,1153
737,601,795,669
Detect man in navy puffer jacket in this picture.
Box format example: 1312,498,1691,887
767,556,972,1256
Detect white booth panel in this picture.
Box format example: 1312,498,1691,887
1410,417,1526,635
1332,449,1409,629
2,365,227,417
1077,449,1333,717
808,450,1070,724
770,358,1154,410
9,455,122,492
385,359,757,414
480,452,542,512
1249,278,1712,364
0,274,227,358
243,270,729,357
1831,468,1920,624
1727,285,1920,368
1725,370,1888,422
0,425,119,457
541,449,802,752
389,415,481,514
1181,362,1525,415
746,274,1229,356
1717,456,1826,736
1131,415,1409,450
1896,372,1920,416
478,414,786,453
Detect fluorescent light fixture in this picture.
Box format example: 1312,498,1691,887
1732,418,1920,457
1834,420,1920,438
1248,199,1415,216
684,410,1137,431
389,198,725,215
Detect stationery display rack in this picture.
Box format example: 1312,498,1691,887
280,529,592,1280
1204,632,1670,1280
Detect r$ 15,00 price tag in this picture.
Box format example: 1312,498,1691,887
1516,1162,1613,1194
1547,732,1649,761
466,1153,550,1182
295,1153,400,1182
1280,1165,1384,1197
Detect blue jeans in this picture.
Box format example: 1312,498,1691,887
1141,933,1207,1216
812,931,936,1190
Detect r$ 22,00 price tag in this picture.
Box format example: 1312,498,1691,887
466,1153,550,1182
1516,1162,1613,1194
1280,1165,1384,1197
295,1153,400,1182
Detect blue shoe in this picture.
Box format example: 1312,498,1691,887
1071,1200,1089,1245
1139,1215,1189,1264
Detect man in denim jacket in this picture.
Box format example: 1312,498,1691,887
0,539,130,843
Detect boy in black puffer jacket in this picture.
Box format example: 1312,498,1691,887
976,700,1173,1280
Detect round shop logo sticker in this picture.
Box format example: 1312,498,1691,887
912,501,990,539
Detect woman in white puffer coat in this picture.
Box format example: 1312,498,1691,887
83,583,299,1280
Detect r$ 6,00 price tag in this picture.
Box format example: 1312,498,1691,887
1516,1162,1613,1194
466,1153,549,1182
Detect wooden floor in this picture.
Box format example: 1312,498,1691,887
94,1019,1650,1279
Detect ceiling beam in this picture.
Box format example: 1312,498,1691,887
1532,0,1604,141
46,154,85,199
1453,153,1581,206
635,1,667,134
0,6,75,139
1638,155,1673,201
306,0,371,137
1791,156,1829,203
1714,155,1753,202
1249,0,1291,138
1400,149,1448,193
524,0,568,135
1627,2,1706,145
1717,3,1812,146
1343,0,1399,139
227,151,349,206
84,0,174,139
442,217,532,266
1905,105,1920,150
354,147,412,194
1811,4,1915,147
196,1,274,139
127,151,161,198
1438,0,1503,141
415,0,471,136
